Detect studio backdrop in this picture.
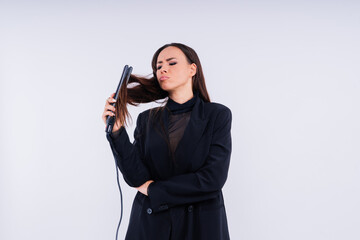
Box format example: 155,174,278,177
1,1,359,239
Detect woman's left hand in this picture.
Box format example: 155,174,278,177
136,180,154,196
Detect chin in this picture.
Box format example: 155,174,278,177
159,83,174,92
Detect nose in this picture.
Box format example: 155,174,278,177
160,67,168,74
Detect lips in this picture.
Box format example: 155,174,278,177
159,76,169,81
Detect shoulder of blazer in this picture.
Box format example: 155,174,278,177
136,106,162,125
203,101,232,120
203,101,231,112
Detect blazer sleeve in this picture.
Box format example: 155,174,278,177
106,112,151,187
147,107,232,213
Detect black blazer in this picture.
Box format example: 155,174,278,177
106,93,232,240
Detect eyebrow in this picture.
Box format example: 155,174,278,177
157,57,176,64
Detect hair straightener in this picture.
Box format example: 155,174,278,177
105,65,132,240
105,65,132,133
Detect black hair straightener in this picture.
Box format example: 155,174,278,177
105,65,132,240
106,65,133,133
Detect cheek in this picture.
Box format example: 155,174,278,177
156,71,164,81
178,68,190,81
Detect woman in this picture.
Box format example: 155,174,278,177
102,43,232,239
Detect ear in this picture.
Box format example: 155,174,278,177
190,63,197,77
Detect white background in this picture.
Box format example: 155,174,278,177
1,0,359,239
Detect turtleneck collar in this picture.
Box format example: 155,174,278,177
166,91,198,115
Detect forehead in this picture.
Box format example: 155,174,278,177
157,46,186,61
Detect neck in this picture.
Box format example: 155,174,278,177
168,88,194,104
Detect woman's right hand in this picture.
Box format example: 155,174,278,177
102,92,122,132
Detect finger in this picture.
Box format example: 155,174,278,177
102,112,115,124
109,93,116,102
105,104,116,112
107,96,116,104
104,110,116,117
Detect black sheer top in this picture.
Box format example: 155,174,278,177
166,93,197,153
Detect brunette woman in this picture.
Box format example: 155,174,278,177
102,43,232,240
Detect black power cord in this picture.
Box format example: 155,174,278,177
106,132,124,240
114,153,123,240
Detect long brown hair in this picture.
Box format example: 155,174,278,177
114,43,210,128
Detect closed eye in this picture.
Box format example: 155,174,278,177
157,62,177,70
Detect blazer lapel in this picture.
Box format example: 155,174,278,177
174,96,207,163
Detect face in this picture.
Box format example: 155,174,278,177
156,46,196,93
